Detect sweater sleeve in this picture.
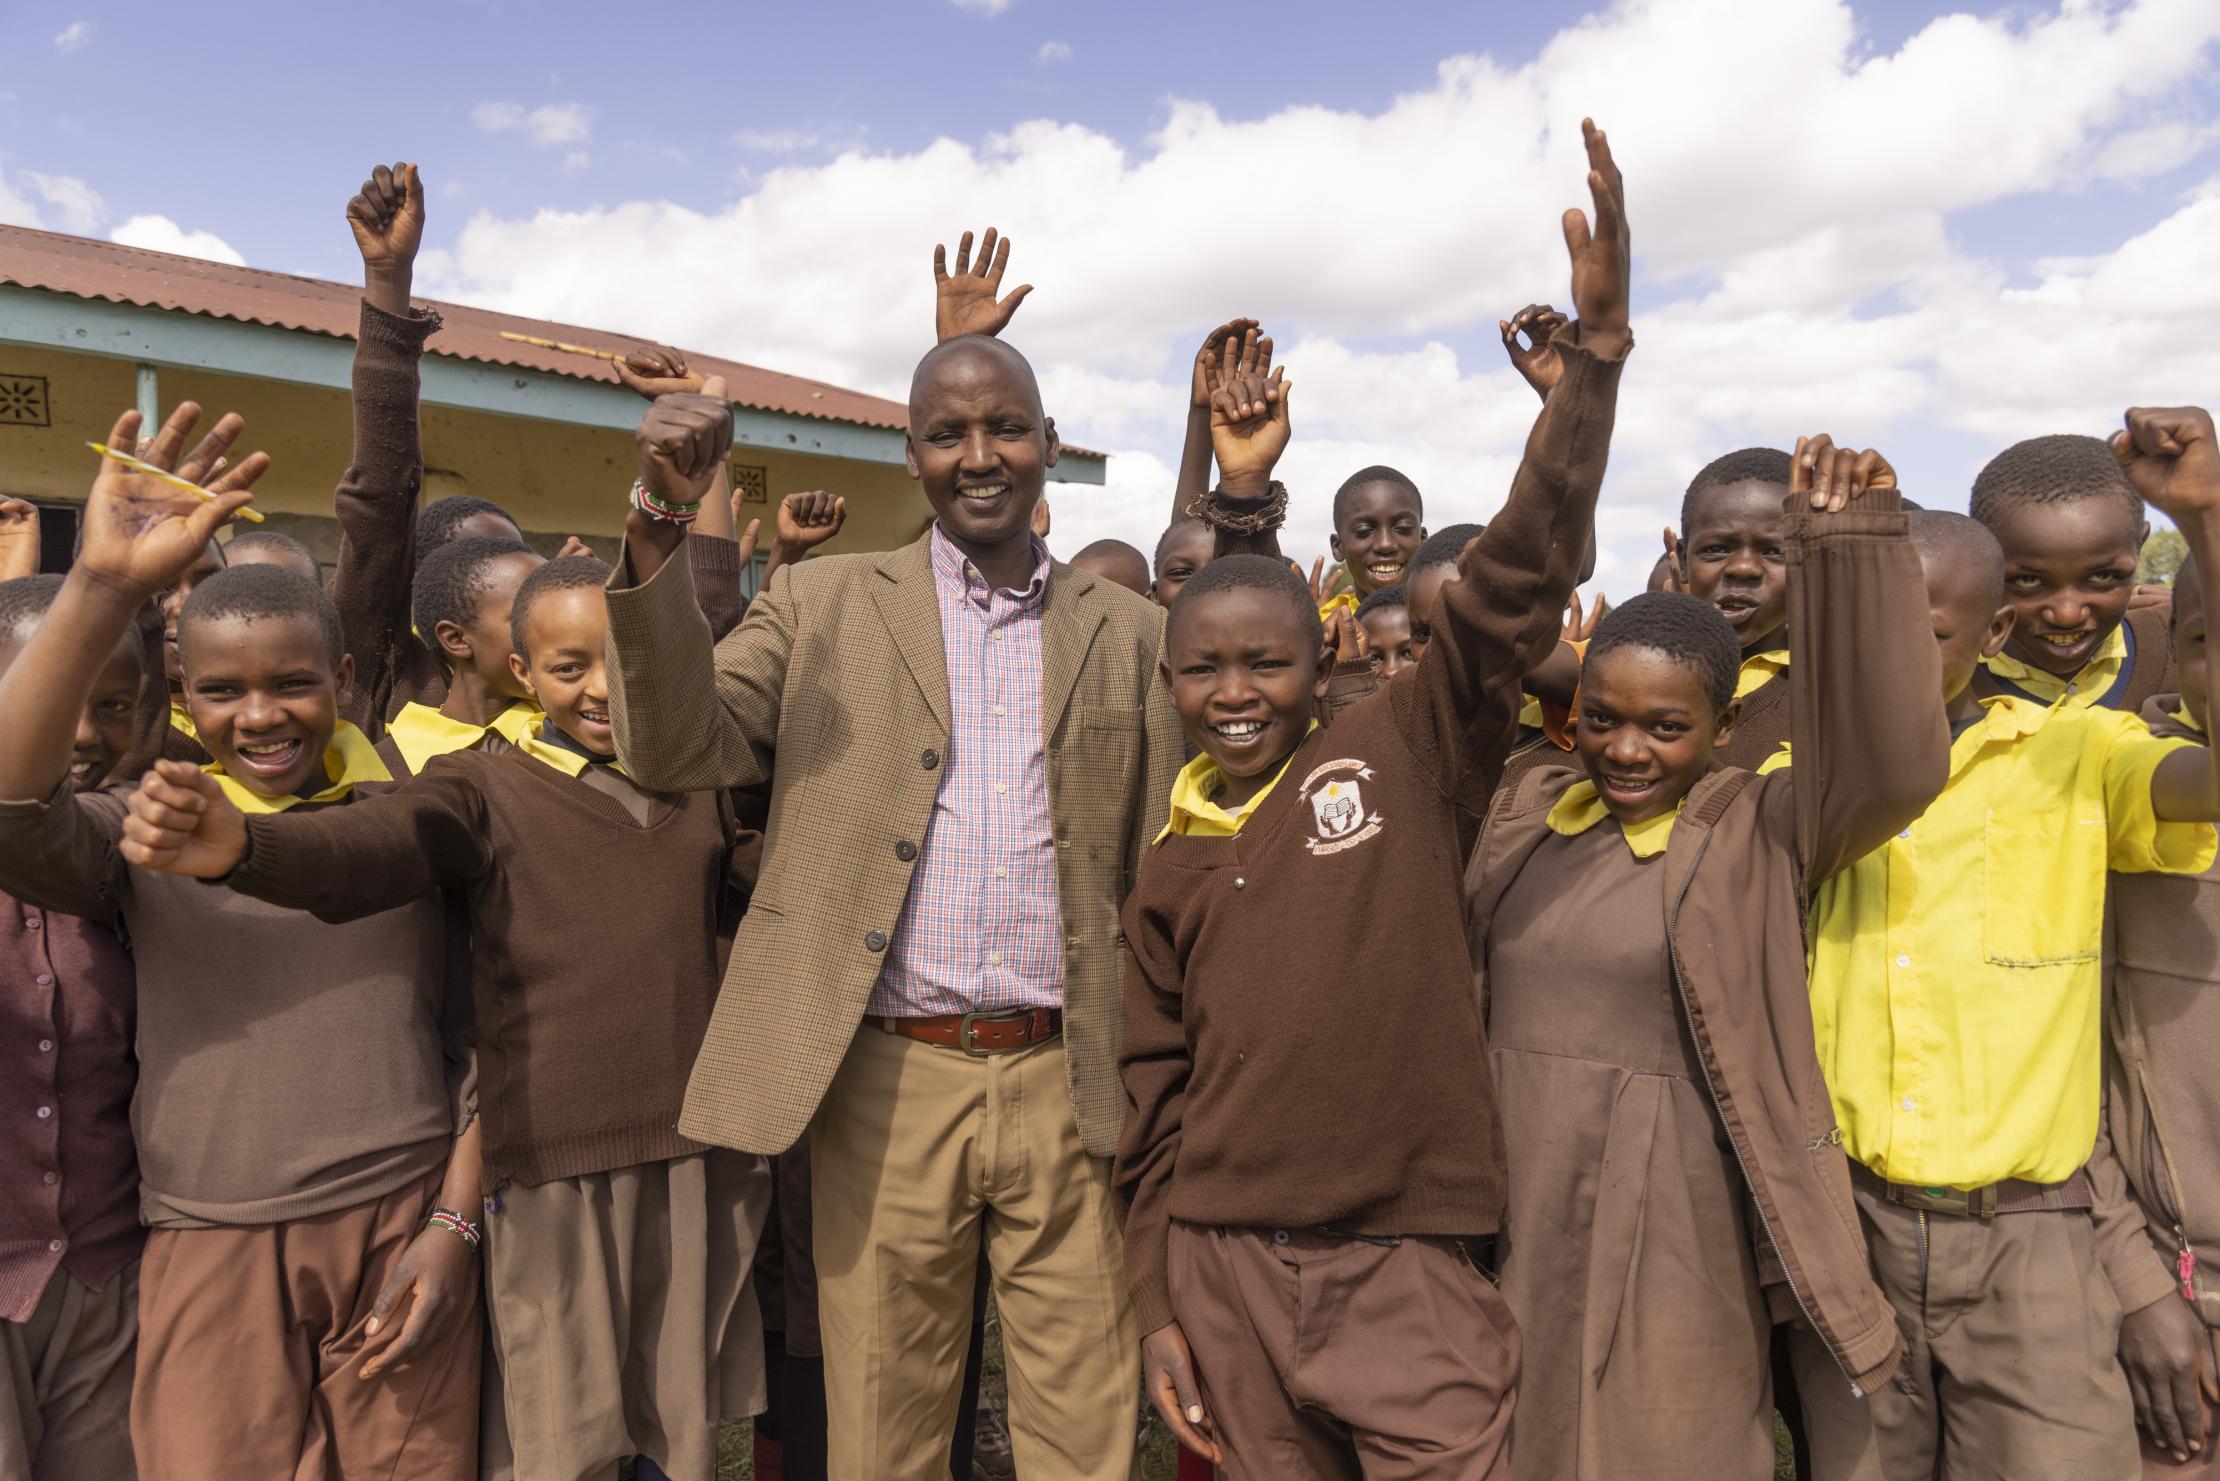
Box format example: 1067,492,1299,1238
228,761,493,920
2087,1105,2183,1314
1113,886,1193,1336
330,300,441,737
0,783,128,925
687,531,749,643
1778,491,1951,885
1395,329,1627,817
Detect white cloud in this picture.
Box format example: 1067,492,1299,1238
108,215,246,266
950,0,1014,13
419,0,2220,580
473,100,593,147
25,172,104,234
52,21,90,53
735,129,820,154
1037,40,1071,63
561,151,591,173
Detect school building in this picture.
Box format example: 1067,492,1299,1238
0,224,1106,582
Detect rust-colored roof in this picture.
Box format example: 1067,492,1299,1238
0,222,916,432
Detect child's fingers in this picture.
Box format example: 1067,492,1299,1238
953,229,974,277
931,242,949,284
1560,208,1592,269
144,401,205,472
176,412,246,486
985,233,1010,287
400,162,420,204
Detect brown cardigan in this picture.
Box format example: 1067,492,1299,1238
1115,327,1627,1336
1467,490,1949,1398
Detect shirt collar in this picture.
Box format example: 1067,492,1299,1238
205,721,391,815
1981,623,2129,708
518,715,629,779
1154,722,1317,844
1735,648,1790,701
1545,778,1683,858
386,700,541,774
930,522,1050,610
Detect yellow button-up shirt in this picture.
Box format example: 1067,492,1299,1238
1979,623,2129,710
1799,696,2214,1189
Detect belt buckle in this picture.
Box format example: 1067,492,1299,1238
1898,1183,1983,1218
959,1010,1011,1058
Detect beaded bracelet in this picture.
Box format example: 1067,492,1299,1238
426,1206,482,1250
630,478,703,525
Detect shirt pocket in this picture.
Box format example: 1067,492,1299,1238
1983,807,2106,967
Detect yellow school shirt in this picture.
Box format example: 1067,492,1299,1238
1319,589,1359,626
1545,779,1681,858
1979,624,2127,710
1801,695,2214,1189
1156,723,1316,842
384,700,542,776
205,721,391,814
1736,648,1789,702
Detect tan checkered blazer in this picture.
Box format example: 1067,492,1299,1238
605,531,1181,1157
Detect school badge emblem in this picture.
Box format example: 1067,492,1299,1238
1299,758,1384,855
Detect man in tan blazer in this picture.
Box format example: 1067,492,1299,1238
603,332,1180,1481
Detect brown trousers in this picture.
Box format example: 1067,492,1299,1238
0,1263,137,1481
1166,1222,1519,1481
130,1167,481,1481
1798,1179,2137,1481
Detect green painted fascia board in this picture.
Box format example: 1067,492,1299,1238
0,284,1107,484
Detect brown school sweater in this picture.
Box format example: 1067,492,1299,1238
1114,328,1627,1336
0,784,460,1228
224,745,741,1191
1713,656,1791,773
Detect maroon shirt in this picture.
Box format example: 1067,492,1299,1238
1,890,141,1322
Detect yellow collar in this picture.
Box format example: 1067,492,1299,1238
1982,624,2128,708
2172,701,2208,738
515,718,628,779
205,721,390,815
168,699,198,742
385,700,541,775
1156,721,1316,843
1319,589,1359,624
1546,778,1683,858
1735,649,1789,701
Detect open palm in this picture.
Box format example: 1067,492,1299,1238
79,404,266,597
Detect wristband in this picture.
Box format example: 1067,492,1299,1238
426,1206,482,1250
1186,480,1289,537
630,478,702,525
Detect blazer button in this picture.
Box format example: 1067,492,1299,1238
895,840,917,862
865,930,888,953
921,749,941,770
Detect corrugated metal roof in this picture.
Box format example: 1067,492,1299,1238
0,222,918,433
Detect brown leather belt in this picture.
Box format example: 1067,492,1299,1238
867,1008,1062,1057
1851,1162,2094,1219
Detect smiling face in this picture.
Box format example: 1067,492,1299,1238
1682,482,1789,655
1152,522,1215,607
509,586,613,757
1358,604,1416,681
1575,646,1734,825
180,612,351,800
0,626,141,793
905,340,1059,568
157,539,227,689
1988,496,2145,678
1163,587,1333,809
1331,480,1426,597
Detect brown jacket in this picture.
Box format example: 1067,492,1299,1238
2098,693,2220,1324
1466,491,1948,1397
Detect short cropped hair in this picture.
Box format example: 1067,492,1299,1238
1153,517,1212,574
1586,591,1741,713
1072,538,1150,594
413,537,539,651
1355,584,1407,619
178,564,344,668
1410,522,1484,576
1682,447,1794,533
1166,553,1322,650
1909,511,2006,614
0,573,64,646
1969,434,2144,529
416,495,520,554
223,529,321,580
1331,465,1423,529
510,555,611,662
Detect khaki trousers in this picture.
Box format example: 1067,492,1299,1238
1168,1223,1518,1481
130,1167,480,1481
812,1028,1138,1481
0,1264,137,1481
1799,1179,2137,1481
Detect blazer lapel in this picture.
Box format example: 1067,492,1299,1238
1042,562,1106,740
870,534,951,735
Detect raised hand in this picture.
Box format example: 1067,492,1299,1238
2112,407,2220,523
1324,604,1372,667
345,162,425,298
1304,555,1348,610
1562,590,1604,642
774,490,846,555
1790,433,1896,514
1658,527,1686,593
635,375,735,510
615,345,705,400
1208,332,1291,497
933,227,1034,342
1500,304,1570,401
78,404,267,599
0,497,39,582
1190,318,1260,412
118,760,248,877
1032,498,1052,540
1562,119,1630,347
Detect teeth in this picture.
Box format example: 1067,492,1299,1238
958,484,1008,499
239,741,294,757
1215,721,1264,738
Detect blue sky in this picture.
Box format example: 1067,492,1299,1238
4,0,2217,579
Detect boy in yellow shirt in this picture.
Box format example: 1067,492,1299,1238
1788,406,2220,1481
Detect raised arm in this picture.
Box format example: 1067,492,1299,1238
2121,408,2220,823
1199,331,1291,563
1779,437,1949,883
1500,303,1570,404
761,489,846,592
332,161,442,733
933,227,1033,343
1172,318,1257,527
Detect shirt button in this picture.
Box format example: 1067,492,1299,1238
37,1039,53,1053
35,973,52,985
921,749,941,770
1895,955,1911,968
864,930,888,953
1235,877,1247,890
1897,829,1911,840
895,840,917,862
992,704,1006,718
994,782,1008,796
47,1239,63,1253
1901,1097,1917,1112
989,952,1004,967
23,917,38,930
35,1106,51,1119
41,1172,56,1186
1272,1230,1290,1245
993,866,1007,880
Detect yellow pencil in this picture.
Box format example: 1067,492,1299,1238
498,330,627,363
86,443,267,523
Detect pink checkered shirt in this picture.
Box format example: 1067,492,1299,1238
869,525,1066,1018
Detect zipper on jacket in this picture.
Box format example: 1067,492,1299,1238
2136,1063,2202,1308
1665,827,1865,1399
